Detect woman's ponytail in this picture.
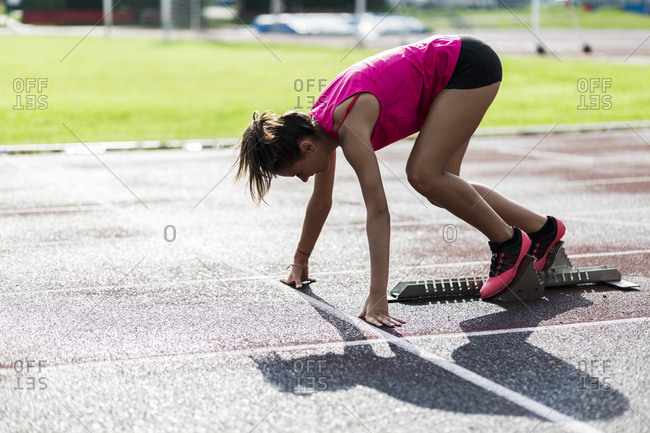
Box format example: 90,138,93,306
235,110,319,203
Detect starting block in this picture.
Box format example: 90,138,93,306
388,242,639,303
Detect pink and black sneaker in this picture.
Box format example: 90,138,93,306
528,216,566,272
480,228,532,299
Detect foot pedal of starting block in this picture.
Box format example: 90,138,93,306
494,255,544,302
388,274,485,302
388,255,544,303
388,241,639,303
544,241,572,271
540,242,639,290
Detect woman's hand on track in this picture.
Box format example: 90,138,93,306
281,265,316,289
358,292,405,328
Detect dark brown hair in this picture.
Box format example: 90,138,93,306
235,110,319,203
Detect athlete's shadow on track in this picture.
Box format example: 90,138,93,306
452,289,629,421
252,287,628,420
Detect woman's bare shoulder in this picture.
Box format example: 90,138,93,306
333,92,380,139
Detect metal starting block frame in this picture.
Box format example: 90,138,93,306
388,242,639,303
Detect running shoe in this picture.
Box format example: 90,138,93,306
528,216,566,272
480,228,532,299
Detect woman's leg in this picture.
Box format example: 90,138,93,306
406,82,513,242
407,82,569,296
471,183,547,233
432,135,547,234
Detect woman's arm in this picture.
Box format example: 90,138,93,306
340,129,391,296
337,94,404,327
296,150,336,255
282,150,336,288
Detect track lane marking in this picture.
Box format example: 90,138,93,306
0,174,648,217
282,282,606,433
3,316,646,369
494,146,597,163
563,217,650,228
1,248,647,296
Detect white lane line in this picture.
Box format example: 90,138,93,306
0,205,104,215
0,172,647,218
333,213,650,230
7,316,647,374
0,199,196,216
569,249,650,259
477,175,650,193
312,248,650,275
495,146,597,163
567,206,650,216
563,176,650,188
0,338,383,371
563,216,650,228
281,281,605,433
2,248,647,296
407,316,650,341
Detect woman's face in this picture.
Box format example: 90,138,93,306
277,140,331,182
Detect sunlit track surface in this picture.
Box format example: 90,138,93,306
1,130,649,432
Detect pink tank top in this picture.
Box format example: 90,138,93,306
309,35,461,151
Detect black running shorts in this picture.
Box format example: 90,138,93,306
445,35,503,89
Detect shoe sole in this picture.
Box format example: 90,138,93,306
533,219,566,272
538,242,563,273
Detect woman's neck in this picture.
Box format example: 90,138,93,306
317,125,340,153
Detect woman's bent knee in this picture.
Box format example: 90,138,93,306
406,168,446,198
406,170,428,194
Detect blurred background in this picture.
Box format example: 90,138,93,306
1,0,649,146
3,0,649,32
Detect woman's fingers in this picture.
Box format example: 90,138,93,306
295,277,303,289
301,269,316,284
364,315,384,327
376,315,398,328
280,270,302,287
362,312,405,328
280,273,315,289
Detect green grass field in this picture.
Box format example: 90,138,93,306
1,36,648,145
